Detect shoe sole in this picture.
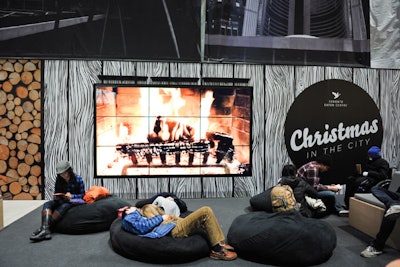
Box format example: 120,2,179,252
361,252,382,258
385,212,400,220
30,235,52,242
210,255,237,261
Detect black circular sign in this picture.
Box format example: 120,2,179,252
284,79,383,184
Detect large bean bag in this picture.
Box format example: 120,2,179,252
249,187,273,212
53,196,131,234
109,217,210,263
227,211,337,266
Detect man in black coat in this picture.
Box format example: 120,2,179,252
344,146,390,209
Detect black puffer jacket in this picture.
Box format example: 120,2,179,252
365,157,390,182
280,176,319,217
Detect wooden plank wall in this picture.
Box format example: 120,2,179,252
42,60,400,200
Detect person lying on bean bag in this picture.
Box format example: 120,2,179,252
134,192,187,215
119,204,237,261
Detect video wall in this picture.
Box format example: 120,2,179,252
95,85,252,177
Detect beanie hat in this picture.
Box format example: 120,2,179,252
56,160,71,174
368,146,381,158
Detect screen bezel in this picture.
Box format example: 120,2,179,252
94,83,253,178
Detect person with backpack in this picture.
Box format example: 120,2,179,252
297,154,347,216
279,164,326,217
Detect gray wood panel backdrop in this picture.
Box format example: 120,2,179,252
43,60,400,200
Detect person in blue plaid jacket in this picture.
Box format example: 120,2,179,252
30,160,85,242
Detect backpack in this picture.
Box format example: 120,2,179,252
271,184,300,212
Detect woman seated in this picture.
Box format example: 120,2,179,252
30,160,85,242
119,204,237,261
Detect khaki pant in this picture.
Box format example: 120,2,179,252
171,206,224,246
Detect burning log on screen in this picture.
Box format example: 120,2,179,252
206,132,235,163
116,140,210,165
147,116,195,143
116,132,235,165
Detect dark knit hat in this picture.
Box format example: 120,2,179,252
368,146,381,158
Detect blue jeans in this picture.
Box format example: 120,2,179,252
371,186,400,208
317,190,343,213
43,199,72,216
369,186,400,250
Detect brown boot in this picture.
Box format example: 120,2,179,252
30,209,52,242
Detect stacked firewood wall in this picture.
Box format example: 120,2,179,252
0,59,42,200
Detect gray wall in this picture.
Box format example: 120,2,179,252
43,61,400,200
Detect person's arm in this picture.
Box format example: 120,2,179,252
305,167,328,191
365,160,390,181
326,184,340,192
122,210,163,235
304,181,319,199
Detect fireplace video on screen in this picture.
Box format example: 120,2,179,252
95,85,252,177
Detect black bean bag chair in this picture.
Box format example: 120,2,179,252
109,217,210,264
249,187,273,212
53,196,131,234
227,211,337,266
135,192,188,214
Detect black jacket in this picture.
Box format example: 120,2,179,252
365,157,390,182
280,176,319,217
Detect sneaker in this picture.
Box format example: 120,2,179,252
210,249,237,261
360,246,383,258
338,210,349,217
384,205,400,220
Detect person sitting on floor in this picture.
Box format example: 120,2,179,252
30,160,85,242
360,184,400,258
279,164,326,218
344,146,390,210
120,204,237,261
297,154,347,216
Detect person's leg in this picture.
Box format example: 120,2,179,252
373,187,400,219
51,202,72,229
317,190,342,213
171,206,236,260
371,186,400,207
171,206,224,246
373,216,397,250
361,216,397,257
344,176,365,208
30,208,53,241
31,200,57,237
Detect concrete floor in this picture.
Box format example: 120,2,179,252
1,200,46,229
